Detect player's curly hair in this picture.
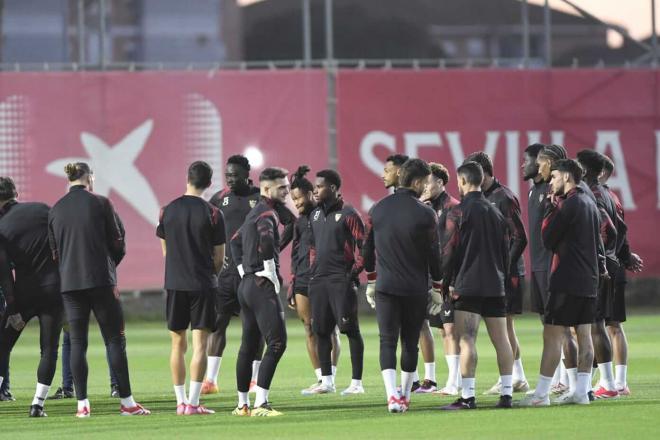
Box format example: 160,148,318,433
291,165,314,193
227,155,250,172
64,162,92,182
429,162,450,185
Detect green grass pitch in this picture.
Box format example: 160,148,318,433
2,313,659,439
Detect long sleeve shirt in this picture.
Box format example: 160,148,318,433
363,188,441,296
542,186,601,297
48,185,126,292
441,191,509,297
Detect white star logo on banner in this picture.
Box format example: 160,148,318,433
46,119,160,226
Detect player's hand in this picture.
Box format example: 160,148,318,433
287,281,296,310
6,313,25,331
428,281,443,315
365,272,376,309
256,259,280,293
628,253,643,273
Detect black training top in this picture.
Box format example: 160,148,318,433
0,200,60,292
209,186,294,275
363,188,442,296
483,178,527,277
156,195,226,291
291,206,314,285
230,197,281,278
527,180,553,273
542,186,602,297
441,191,509,298
0,239,16,314
588,182,619,265
309,197,365,279
48,185,126,292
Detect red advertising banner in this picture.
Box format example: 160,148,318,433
0,71,327,289
337,69,660,276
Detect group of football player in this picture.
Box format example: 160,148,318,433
0,142,641,418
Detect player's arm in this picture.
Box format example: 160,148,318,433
541,197,570,251
346,209,366,277
361,208,376,275
502,195,528,272
0,243,16,318
598,205,617,251
156,207,166,256
230,227,244,275
361,208,376,308
104,199,126,266
440,206,461,292
210,207,226,274
255,211,280,291
47,213,59,262
427,213,442,282
276,204,296,251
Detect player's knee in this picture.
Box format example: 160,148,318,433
269,337,287,359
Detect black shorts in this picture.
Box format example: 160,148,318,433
607,276,627,324
309,275,359,335
597,259,620,321
505,275,524,315
293,277,310,297
453,296,506,318
428,299,454,327
216,271,242,316
544,291,596,327
530,271,549,315
167,289,217,332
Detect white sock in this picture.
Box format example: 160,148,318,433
424,362,436,382
445,355,459,388
615,364,627,389
535,374,553,398
591,366,598,387
350,379,362,388
251,360,261,382
174,384,188,405
206,356,222,384
500,375,513,397
321,375,334,387
576,372,591,399
238,391,250,407
32,383,50,407
77,399,90,411
412,370,419,383
567,368,578,394
598,362,616,391
560,359,568,385
254,386,268,407
120,395,136,408
315,368,322,381
551,365,561,387
381,369,397,399
461,378,475,399
401,371,415,400
189,381,203,406
513,359,527,382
